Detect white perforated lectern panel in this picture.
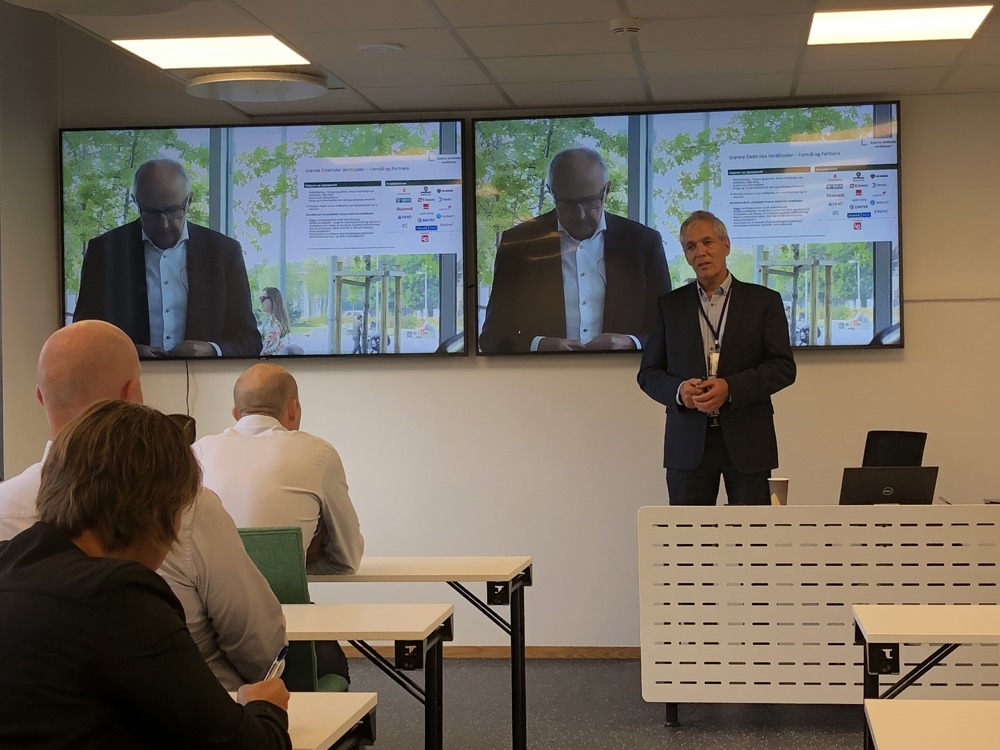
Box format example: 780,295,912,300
638,505,1000,704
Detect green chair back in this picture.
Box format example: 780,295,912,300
237,526,348,692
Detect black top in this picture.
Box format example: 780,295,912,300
0,522,290,750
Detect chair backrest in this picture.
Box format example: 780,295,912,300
237,526,317,691
862,430,927,467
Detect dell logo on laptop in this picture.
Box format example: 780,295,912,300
882,486,894,496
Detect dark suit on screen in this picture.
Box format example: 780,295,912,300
479,210,671,353
637,278,796,486
73,219,262,357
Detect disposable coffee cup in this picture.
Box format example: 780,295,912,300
768,477,789,506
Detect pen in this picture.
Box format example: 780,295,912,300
261,644,289,682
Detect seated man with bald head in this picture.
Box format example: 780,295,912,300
193,363,364,577
0,321,286,691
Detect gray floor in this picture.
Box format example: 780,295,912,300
347,658,864,750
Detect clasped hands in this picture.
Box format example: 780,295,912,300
136,340,218,358
537,333,636,352
679,377,730,413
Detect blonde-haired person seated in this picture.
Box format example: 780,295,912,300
0,400,291,750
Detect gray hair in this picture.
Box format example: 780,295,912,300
679,210,729,244
546,147,609,187
131,159,192,198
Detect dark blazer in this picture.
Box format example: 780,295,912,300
73,220,262,357
479,210,671,353
0,522,290,750
637,278,796,473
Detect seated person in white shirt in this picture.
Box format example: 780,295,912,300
193,362,364,682
193,362,364,576
0,321,285,691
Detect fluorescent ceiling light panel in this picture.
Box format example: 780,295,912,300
112,35,308,69
808,5,992,44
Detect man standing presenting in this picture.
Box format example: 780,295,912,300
638,210,796,505
479,147,671,353
73,159,262,358
0,321,285,689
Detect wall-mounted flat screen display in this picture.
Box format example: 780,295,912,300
61,120,465,359
473,102,901,355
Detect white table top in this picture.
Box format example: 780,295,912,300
230,691,376,750
308,555,532,583
853,604,1000,643
865,699,998,750
282,602,454,641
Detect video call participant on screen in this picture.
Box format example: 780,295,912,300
637,210,796,505
194,362,364,684
0,321,286,691
479,147,671,354
0,399,291,750
73,159,262,358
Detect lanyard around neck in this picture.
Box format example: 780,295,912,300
698,286,731,350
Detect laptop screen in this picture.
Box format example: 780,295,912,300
838,466,939,505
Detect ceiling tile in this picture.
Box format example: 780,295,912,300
626,0,813,18
503,78,648,107
483,53,637,83
796,67,949,96
649,73,794,103
643,47,799,77
458,22,630,58
433,0,620,27
233,0,440,32
361,84,508,111
941,64,1000,91
225,89,376,116
802,41,966,72
330,58,489,88
963,37,1000,66
64,1,263,38
637,14,811,52
292,28,469,64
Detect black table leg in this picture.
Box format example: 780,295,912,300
425,637,444,750
511,582,527,750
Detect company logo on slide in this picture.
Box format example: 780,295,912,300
828,201,843,206
420,234,430,242
853,221,862,230
826,183,843,189
396,197,411,203
827,192,844,198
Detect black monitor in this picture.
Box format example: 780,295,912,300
838,466,939,505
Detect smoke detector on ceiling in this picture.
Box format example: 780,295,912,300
609,17,645,36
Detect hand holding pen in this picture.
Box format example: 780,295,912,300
236,645,290,711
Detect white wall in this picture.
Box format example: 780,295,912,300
0,4,59,474
2,16,999,646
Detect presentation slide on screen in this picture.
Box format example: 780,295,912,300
287,154,463,257
719,138,899,244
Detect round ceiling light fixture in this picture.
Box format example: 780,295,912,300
358,42,405,54
4,0,190,14
186,71,328,103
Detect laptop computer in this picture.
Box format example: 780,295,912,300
838,466,939,505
